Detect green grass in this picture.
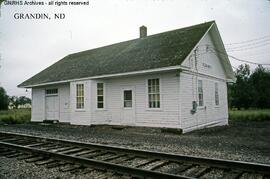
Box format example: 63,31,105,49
0,109,31,124
229,109,270,121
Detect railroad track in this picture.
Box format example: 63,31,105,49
0,131,269,179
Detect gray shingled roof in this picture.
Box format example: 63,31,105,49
18,21,214,87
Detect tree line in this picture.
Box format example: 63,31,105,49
0,87,31,110
228,64,270,109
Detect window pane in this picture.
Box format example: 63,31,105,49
97,83,103,89
98,102,103,108
124,100,132,107
153,101,156,108
124,90,132,100
98,96,103,102
157,101,160,108
97,89,103,96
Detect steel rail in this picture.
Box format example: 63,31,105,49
0,141,192,179
0,131,270,175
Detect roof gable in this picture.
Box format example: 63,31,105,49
18,21,214,87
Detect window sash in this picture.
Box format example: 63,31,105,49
97,83,104,108
198,80,203,106
76,84,84,109
97,83,104,109
215,83,219,105
124,90,132,108
148,79,160,108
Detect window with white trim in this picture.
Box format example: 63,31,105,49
198,80,204,106
148,78,160,108
76,84,84,109
215,82,219,106
97,83,104,109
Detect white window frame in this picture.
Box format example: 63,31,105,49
198,80,204,107
76,83,84,109
147,78,161,110
96,82,105,110
215,82,219,106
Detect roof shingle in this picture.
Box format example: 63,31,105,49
18,21,214,87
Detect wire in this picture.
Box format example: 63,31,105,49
226,42,270,52
224,35,270,46
226,39,270,49
209,47,270,66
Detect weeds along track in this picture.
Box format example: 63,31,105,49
0,131,269,179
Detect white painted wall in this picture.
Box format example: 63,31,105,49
58,83,70,123
31,88,45,122
31,83,70,123
182,30,226,79
70,80,92,125
90,72,181,128
179,30,229,133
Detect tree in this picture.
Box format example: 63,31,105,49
0,87,9,110
229,64,253,109
249,65,270,108
9,96,19,109
9,96,31,109
228,64,270,109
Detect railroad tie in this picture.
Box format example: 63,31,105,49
222,170,243,179
35,158,57,165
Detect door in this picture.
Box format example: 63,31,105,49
45,95,59,120
121,88,135,125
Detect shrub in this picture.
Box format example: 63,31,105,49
0,109,31,124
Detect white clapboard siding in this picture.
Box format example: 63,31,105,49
90,72,180,128
179,30,229,133
31,83,70,123
31,88,45,122
70,80,92,125
58,83,70,123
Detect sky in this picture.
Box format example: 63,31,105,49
0,0,270,97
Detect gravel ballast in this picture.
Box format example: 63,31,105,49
0,120,269,178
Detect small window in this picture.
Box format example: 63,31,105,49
124,90,132,108
148,79,160,108
76,84,84,109
97,83,104,109
215,82,219,106
45,89,58,95
198,80,204,106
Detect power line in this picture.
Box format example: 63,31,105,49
224,35,270,46
209,47,270,66
226,39,270,49
226,42,270,52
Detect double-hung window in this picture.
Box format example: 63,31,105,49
97,83,104,109
76,84,84,109
215,82,219,106
198,80,204,106
148,79,160,108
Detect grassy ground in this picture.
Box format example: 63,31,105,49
229,109,270,121
0,109,269,124
0,109,31,124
